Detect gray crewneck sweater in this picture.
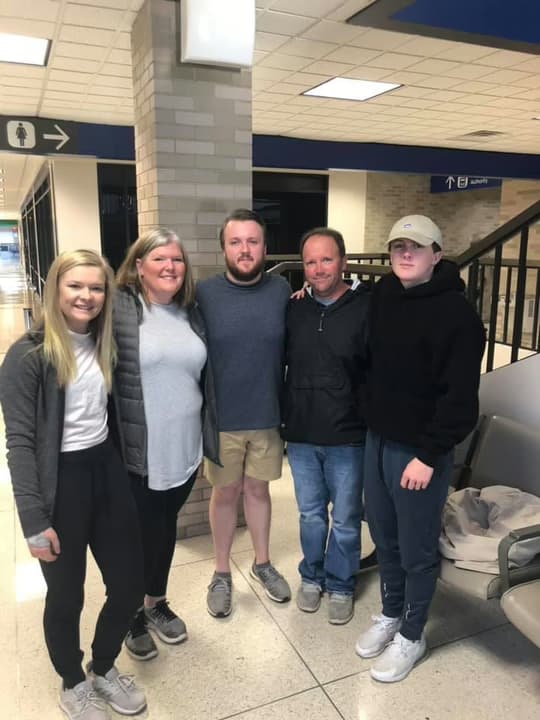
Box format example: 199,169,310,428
196,273,290,432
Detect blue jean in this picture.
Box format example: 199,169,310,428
364,430,453,641
287,442,364,594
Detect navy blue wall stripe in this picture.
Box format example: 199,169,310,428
252,135,540,180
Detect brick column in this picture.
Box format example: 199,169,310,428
131,0,252,537
131,0,252,279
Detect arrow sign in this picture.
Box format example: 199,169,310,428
0,116,78,155
43,123,70,151
431,175,501,193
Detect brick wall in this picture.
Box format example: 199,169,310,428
363,172,501,256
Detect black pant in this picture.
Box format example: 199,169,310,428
364,431,452,641
130,471,196,598
40,439,144,689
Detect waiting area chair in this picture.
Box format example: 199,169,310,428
439,415,540,647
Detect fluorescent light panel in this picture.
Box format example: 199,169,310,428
304,77,401,101
0,33,50,66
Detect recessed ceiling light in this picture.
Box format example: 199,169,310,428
0,33,50,66
303,77,401,102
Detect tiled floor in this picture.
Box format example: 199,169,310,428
1,257,539,719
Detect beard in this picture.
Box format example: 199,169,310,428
225,255,265,283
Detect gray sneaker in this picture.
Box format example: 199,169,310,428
89,666,146,716
250,561,291,603
328,592,354,625
145,600,187,644
125,608,158,660
207,572,232,617
59,680,109,720
296,581,322,612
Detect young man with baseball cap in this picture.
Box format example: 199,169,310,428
356,215,485,682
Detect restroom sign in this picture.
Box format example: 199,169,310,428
7,121,36,149
0,116,78,154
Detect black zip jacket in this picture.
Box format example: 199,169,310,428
366,259,486,466
281,286,370,445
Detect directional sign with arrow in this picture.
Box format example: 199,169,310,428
0,116,78,155
431,175,502,193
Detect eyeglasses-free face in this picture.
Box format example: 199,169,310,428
388,239,442,288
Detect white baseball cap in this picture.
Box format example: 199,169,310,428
387,215,443,249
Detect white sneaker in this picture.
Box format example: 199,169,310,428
370,631,428,683
355,614,401,658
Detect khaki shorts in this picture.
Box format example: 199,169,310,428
205,428,284,488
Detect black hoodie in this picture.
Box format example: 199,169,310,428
366,259,485,466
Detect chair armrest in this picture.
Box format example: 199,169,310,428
498,524,540,593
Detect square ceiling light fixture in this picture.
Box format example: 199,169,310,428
181,0,255,68
304,77,401,101
0,33,50,66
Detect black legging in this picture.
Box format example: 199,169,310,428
129,471,197,598
41,439,144,688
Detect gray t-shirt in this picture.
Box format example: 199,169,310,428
196,273,290,432
139,302,207,490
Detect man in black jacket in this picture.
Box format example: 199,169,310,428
281,227,370,625
355,215,485,682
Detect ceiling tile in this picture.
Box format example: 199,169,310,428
301,60,355,76
258,54,313,71
277,37,338,59
0,0,60,22
52,57,101,74
480,68,535,84
54,42,107,62
59,25,116,45
342,66,394,82
255,32,290,52
64,5,125,30
302,20,365,44
269,0,344,18
348,29,411,51
434,43,496,63
256,11,316,36
366,52,424,71
405,58,461,75
323,46,381,64
395,36,456,56
477,50,533,68
444,64,496,80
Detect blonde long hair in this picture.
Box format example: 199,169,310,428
116,228,195,307
39,250,116,390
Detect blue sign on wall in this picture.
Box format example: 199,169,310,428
430,175,502,193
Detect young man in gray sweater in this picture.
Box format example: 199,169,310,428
196,209,291,617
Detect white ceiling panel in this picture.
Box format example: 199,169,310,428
303,20,364,44
256,11,315,36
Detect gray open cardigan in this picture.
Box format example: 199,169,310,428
112,286,221,478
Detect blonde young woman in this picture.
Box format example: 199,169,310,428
114,228,218,661
0,251,147,720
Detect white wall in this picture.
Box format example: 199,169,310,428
327,170,367,254
480,353,540,430
51,159,101,254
